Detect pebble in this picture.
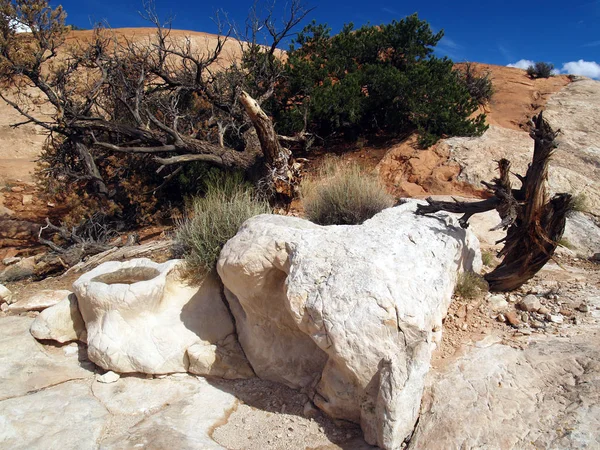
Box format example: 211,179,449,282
0,303,8,312
549,314,564,324
496,314,506,323
559,309,573,317
520,312,530,323
505,311,521,327
488,295,509,312
96,371,121,384
531,320,545,329
538,306,550,316
518,295,541,313
576,303,589,313
303,401,319,418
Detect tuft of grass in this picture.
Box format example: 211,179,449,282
457,62,494,106
175,172,271,283
558,237,575,250
301,158,394,226
481,250,496,267
454,271,489,299
571,193,588,213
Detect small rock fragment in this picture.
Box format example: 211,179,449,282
488,295,509,312
576,303,589,313
520,312,530,323
518,295,541,313
505,311,521,327
496,314,506,323
549,315,564,324
0,302,8,312
559,309,572,317
96,371,120,384
538,306,550,316
303,401,319,418
531,320,545,329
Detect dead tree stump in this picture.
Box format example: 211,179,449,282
416,112,573,292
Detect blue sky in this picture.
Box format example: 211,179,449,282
52,0,600,78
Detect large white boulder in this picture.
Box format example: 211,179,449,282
217,201,481,449
71,258,252,377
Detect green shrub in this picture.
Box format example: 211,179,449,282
457,63,494,106
302,159,394,225
175,172,271,283
526,62,555,79
454,271,489,299
275,15,488,146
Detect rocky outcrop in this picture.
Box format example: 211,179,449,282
409,333,600,449
70,258,251,377
217,201,481,449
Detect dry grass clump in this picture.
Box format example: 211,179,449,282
454,271,489,299
175,172,271,283
301,158,394,226
481,250,496,267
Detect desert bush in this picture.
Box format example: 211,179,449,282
275,16,488,146
174,172,271,282
454,271,488,299
457,63,494,106
526,62,555,79
302,159,394,225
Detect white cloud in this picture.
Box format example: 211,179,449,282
560,60,600,79
507,59,534,70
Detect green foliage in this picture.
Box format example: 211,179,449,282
275,15,488,146
526,62,555,79
454,271,489,299
302,158,394,225
457,63,494,106
174,172,271,283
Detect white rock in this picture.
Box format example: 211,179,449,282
96,371,120,384
487,294,509,312
549,314,564,324
30,293,87,343
518,294,541,313
0,283,12,304
218,201,481,449
72,258,249,376
8,289,71,313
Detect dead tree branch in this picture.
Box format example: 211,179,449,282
416,112,572,291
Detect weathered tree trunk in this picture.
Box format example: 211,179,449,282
416,112,573,292
239,91,299,202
